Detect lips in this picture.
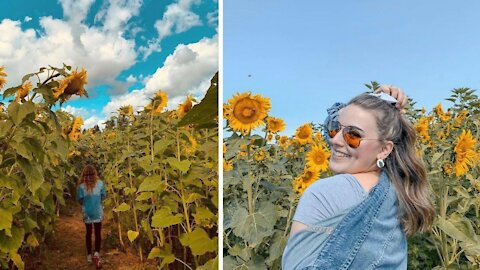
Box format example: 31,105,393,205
332,149,351,158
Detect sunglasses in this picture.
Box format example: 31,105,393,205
327,121,380,148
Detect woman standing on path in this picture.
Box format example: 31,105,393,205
77,164,107,268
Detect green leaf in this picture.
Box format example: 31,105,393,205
197,256,218,270
10,252,24,270
2,86,20,99
0,120,13,138
22,73,36,83
151,207,183,228
147,247,162,259
0,208,13,232
113,203,131,212
231,202,277,246
26,234,39,247
154,140,173,155
16,157,43,193
0,227,25,253
127,230,139,242
8,101,35,126
194,207,215,226
185,192,206,203
266,231,288,266
179,228,217,256
137,175,164,193
178,72,218,128
123,187,136,195
141,219,154,243
147,244,175,268
166,157,191,173
436,217,469,242
136,192,152,201
431,152,443,164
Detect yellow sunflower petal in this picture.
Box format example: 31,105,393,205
226,92,271,134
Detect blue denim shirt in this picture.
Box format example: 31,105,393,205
282,172,407,269
77,180,106,224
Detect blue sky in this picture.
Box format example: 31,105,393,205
224,0,480,135
1,0,218,128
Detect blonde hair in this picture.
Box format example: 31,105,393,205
79,164,99,193
348,93,434,235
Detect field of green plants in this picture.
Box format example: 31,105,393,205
223,84,480,269
0,65,218,269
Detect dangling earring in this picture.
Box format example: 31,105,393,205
376,159,385,168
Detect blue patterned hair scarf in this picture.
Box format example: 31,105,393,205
323,102,346,144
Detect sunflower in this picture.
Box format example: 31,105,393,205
454,110,469,128
69,117,84,141
54,68,88,102
184,135,198,155
146,90,168,114
293,167,320,194
295,124,313,144
442,161,454,176
223,159,233,171
454,129,477,176
14,81,32,102
415,117,430,143
225,92,271,134
119,105,134,118
266,117,286,133
306,144,330,172
0,66,7,89
254,150,266,161
278,135,289,149
177,95,193,118
266,132,273,142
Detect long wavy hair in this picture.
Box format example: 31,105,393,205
348,93,434,235
79,164,99,193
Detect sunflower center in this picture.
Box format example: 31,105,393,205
314,152,325,164
233,99,261,124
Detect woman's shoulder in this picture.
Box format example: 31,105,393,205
305,173,364,194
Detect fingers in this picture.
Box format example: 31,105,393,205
375,85,408,111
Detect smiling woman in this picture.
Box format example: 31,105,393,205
282,88,435,269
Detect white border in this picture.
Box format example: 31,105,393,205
218,0,224,268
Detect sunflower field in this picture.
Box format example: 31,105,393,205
0,65,218,270
223,85,480,269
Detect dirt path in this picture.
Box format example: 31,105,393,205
25,204,156,270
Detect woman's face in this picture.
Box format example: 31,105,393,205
328,104,389,174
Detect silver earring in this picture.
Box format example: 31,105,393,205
376,159,385,168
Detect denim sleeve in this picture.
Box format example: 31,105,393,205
76,184,84,202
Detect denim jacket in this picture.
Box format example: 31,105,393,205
282,172,407,269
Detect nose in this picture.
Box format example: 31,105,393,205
329,129,344,147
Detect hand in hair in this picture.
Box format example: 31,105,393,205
375,85,408,112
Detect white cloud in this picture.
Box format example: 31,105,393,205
84,115,105,129
126,74,137,83
61,105,104,129
207,10,218,27
63,105,90,117
155,0,202,38
59,0,96,24
24,16,32,22
0,16,136,90
103,35,218,116
139,0,202,60
94,0,143,33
